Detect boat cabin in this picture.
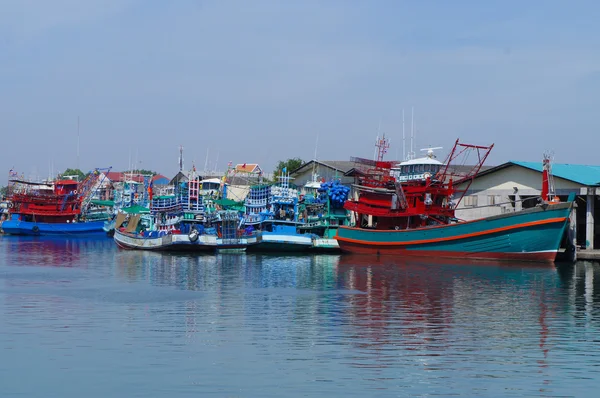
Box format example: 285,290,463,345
53,180,78,195
390,151,444,183
199,178,222,197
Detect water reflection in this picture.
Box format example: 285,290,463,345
2,237,600,396
0,235,113,268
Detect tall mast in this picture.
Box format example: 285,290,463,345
402,109,406,161
178,145,184,172
374,119,382,160
312,134,319,180
409,106,415,160
204,148,209,174
77,116,80,171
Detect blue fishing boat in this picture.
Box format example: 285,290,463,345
243,172,316,252
298,176,351,251
113,169,254,252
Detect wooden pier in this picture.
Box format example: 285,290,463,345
576,249,600,262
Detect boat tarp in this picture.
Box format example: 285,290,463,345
214,198,243,207
122,205,150,214
91,199,115,207
114,213,127,229
154,195,175,200
125,214,141,233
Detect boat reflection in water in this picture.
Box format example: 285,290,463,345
3,233,600,396
0,235,114,268
334,255,568,372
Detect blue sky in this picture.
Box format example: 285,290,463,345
1,0,599,183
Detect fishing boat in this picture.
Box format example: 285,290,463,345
113,168,253,252
298,176,351,251
242,172,316,252
113,210,252,252
1,168,112,236
335,137,573,263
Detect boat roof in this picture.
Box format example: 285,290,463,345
304,181,322,189
475,161,600,187
55,179,78,185
200,178,222,184
393,157,443,167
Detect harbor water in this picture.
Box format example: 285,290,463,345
1,236,599,397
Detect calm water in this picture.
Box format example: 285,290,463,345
1,236,599,397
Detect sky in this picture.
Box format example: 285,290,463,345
1,0,599,184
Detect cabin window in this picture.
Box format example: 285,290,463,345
487,195,502,206
463,195,478,207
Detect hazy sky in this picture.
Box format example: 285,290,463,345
1,0,599,184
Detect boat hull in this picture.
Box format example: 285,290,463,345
114,230,250,252
335,202,572,263
1,219,106,236
247,233,314,252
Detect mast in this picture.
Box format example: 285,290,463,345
76,117,80,171
204,148,209,174
312,134,319,180
178,145,184,172
409,107,415,160
402,109,406,161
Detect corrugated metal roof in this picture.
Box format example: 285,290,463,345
512,161,600,187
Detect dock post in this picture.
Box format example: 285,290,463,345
586,190,595,250
567,205,577,262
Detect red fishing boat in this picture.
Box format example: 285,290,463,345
1,168,111,235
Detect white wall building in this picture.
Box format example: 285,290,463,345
455,161,600,249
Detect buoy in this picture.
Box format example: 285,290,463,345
188,229,199,242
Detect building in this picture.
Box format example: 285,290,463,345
290,160,356,187
151,174,170,186
455,161,600,249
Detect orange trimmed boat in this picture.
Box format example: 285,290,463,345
335,138,573,263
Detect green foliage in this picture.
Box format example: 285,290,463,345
273,158,304,181
0,185,7,198
60,168,86,181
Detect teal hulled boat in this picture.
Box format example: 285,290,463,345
336,201,572,262
336,138,573,263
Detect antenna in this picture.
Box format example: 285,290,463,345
77,116,80,170
420,146,443,158
178,145,184,172
204,148,209,174
402,109,406,161
375,119,382,160
409,107,415,160
312,134,319,181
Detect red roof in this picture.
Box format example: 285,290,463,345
105,172,124,182
152,174,169,182
234,163,262,174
